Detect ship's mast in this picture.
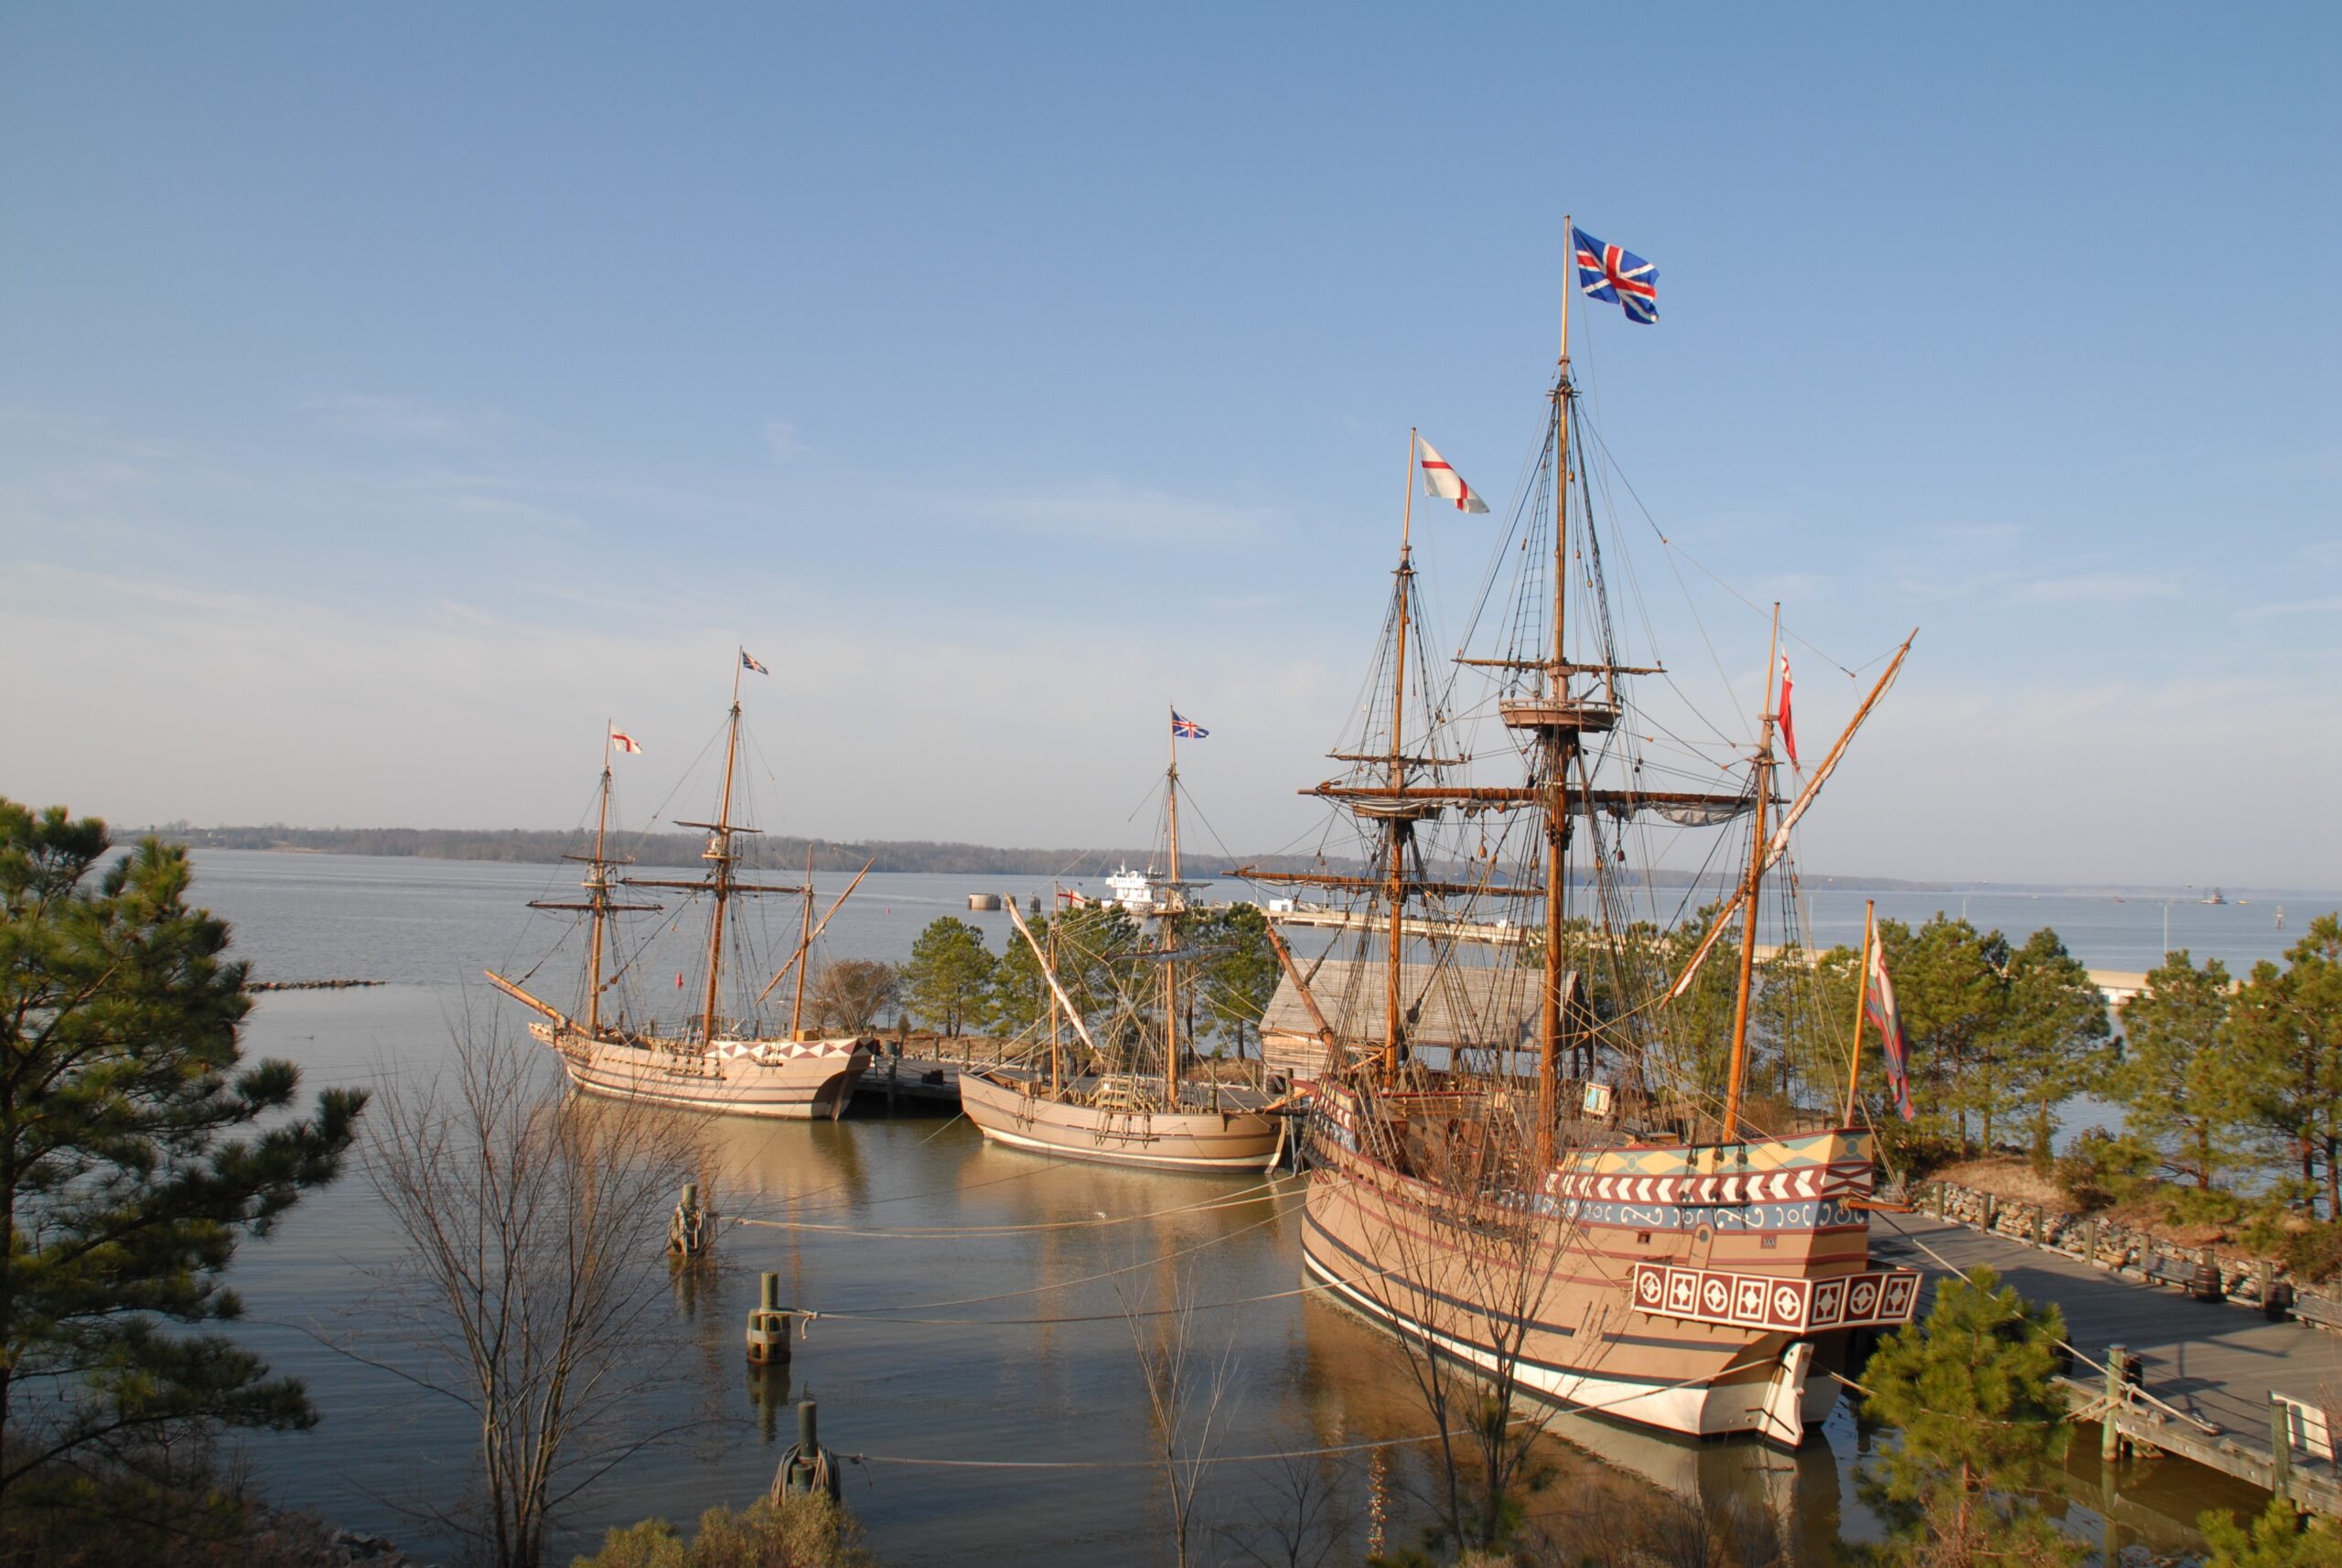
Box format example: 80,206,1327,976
1534,245,1578,1168
1048,892,1064,1095
790,843,814,1040
1721,604,1782,1140
1385,434,1417,1076
1163,715,1184,1103
698,658,747,1047
586,726,615,1038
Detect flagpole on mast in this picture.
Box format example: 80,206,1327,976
1559,213,1574,369
1842,900,1875,1125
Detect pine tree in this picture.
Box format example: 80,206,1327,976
1194,904,1279,1058
2115,950,2251,1190
1861,1266,2074,1565
2229,916,2342,1216
898,917,994,1037
0,801,366,1504
2200,1498,2342,1568
1999,929,2112,1165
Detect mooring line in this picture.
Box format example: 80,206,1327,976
727,1172,1295,1239
835,1201,1300,1314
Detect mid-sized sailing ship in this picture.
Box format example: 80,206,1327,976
488,657,875,1119
957,718,1287,1172
1247,231,1923,1446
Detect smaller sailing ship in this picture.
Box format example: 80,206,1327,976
487,653,875,1119
957,712,1288,1171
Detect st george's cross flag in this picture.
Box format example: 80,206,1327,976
1416,435,1489,513
1574,227,1659,324
740,650,769,675
609,726,643,755
1171,711,1209,739
1775,655,1799,767
1865,911,1916,1122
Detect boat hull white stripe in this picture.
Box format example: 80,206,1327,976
1301,1251,1817,1444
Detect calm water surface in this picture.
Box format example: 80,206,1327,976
191,853,2332,1563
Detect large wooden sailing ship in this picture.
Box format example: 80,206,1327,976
1251,238,1921,1445
488,658,874,1119
958,720,1286,1172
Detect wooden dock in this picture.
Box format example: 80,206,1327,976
849,1036,1030,1111
1870,1209,2342,1516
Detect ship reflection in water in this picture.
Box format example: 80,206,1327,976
653,1106,1879,1564
628,1106,2237,1568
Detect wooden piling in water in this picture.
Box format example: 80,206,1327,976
2273,1394,2294,1504
747,1271,791,1365
2102,1347,2126,1463
670,1182,711,1259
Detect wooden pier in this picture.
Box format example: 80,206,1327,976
849,1035,1026,1111
1871,1209,2342,1517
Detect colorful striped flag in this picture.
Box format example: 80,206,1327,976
1864,911,1915,1122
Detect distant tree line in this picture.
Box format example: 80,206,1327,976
140,822,1977,892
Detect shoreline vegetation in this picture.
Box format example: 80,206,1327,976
134,824,2319,899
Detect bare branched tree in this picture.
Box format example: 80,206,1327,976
1348,1086,1563,1557
1214,1446,1354,1568
1117,1265,1239,1568
807,959,900,1036
363,1021,706,1568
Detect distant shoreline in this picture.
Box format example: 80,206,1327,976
129,824,2331,901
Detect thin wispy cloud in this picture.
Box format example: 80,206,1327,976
2242,596,2342,619
2002,572,2183,605
930,478,1280,542
302,393,486,442
762,420,809,462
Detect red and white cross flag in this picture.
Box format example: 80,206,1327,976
1416,435,1489,514
1775,655,1799,767
609,726,643,756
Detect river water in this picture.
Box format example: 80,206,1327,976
190,852,2326,1564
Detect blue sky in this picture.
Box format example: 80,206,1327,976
3,4,2336,888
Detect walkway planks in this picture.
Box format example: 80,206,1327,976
1871,1210,2342,1512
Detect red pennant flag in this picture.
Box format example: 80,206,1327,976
1776,654,1799,767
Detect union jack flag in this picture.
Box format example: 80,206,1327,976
1170,710,1209,739
1574,227,1659,325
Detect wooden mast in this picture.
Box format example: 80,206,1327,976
1843,898,1875,1123
1537,224,1577,1169
586,724,614,1040
1163,713,1183,1104
1722,605,1782,1140
755,857,875,1005
1384,431,1417,1077
790,843,814,1040
698,654,747,1047
1047,890,1063,1095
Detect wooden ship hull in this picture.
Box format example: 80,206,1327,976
959,1066,1285,1172
531,1021,871,1120
1298,1087,1918,1444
